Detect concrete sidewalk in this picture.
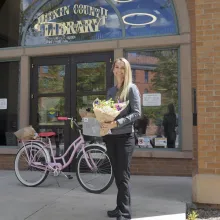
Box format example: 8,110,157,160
0,171,192,220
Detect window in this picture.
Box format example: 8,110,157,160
119,0,178,37
126,49,179,150
22,0,122,46
145,71,149,83
132,69,136,83
42,66,49,74
20,0,178,46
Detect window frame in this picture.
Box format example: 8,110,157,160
124,47,181,151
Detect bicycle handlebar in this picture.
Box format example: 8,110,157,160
57,117,69,121
57,117,82,131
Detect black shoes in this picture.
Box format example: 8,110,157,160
116,216,131,220
107,208,131,219
107,208,120,218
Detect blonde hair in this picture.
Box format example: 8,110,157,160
112,57,132,101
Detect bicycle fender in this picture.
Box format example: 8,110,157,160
42,146,51,163
76,143,107,159
36,143,51,163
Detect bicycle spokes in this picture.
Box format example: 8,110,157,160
15,144,49,186
77,147,113,193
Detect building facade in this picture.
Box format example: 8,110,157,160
0,0,219,205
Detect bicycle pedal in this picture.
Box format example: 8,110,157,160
67,175,73,179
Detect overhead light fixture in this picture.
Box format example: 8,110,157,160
114,0,133,2
122,13,157,26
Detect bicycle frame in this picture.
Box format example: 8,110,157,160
21,124,99,174
47,134,95,171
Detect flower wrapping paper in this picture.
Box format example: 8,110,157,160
93,98,129,136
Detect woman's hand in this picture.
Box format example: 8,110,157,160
101,121,117,130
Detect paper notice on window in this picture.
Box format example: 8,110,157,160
155,137,167,147
0,99,7,109
143,93,161,106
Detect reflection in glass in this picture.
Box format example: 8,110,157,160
21,0,177,46
126,49,179,149
77,62,106,92
38,97,65,125
120,0,177,37
76,95,105,121
38,65,65,94
22,0,41,11
39,127,64,156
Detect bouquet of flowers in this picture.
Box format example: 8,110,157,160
93,98,129,136
79,108,95,118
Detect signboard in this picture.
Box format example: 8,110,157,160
138,137,145,146
155,137,167,147
0,99,7,110
138,137,151,147
143,93,161,106
34,4,108,38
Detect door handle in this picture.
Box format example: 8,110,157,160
11,121,17,128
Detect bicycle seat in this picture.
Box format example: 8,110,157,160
38,132,56,138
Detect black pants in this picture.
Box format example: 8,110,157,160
104,133,135,219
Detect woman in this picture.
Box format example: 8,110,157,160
102,58,141,220
162,103,177,148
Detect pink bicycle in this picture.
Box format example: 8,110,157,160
14,117,114,194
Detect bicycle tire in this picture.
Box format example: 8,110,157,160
76,145,114,194
14,142,50,187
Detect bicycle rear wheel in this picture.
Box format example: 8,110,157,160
14,143,50,187
76,145,114,194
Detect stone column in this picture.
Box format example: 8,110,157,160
19,56,30,129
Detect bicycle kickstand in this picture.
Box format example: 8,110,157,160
54,176,61,187
61,171,73,180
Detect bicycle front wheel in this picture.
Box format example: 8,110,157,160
76,145,114,194
15,143,49,187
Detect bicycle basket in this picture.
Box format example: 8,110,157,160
82,117,101,137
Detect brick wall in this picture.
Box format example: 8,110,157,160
135,70,156,96
131,158,192,176
0,155,15,170
1,154,192,176
194,0,220,175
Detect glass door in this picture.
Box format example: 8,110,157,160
30,56,70,157
30,52,114,171
0,62,19,147
69,52,114,150
71,53,113,121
